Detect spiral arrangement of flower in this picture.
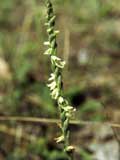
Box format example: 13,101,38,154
44,0,76,159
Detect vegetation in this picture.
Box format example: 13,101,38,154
0,0,119,160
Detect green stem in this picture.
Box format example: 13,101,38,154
44,0,75,159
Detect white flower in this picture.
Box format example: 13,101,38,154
51,55,61,61
65,106,76,117
47,81,56,90
48,73,55,81
55,135,64,143
63,105,76,117
51,88,59,99
65,112,71,117
65,145,75,152
44,41,50,46
58,96,64,104
47,28,52,33
54,30,60,35
64,106,74,111
51,55,66,68
56,61,66,68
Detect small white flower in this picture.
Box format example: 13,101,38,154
55,135,64,143
58,96,64,104
48,73,55,81
65,145,75,152
51,55,66,68
65,112,71,117
47,81,56,90
51,88,59,99
54,30,60,35
64,106,74,111
55,61,66,68
51,55,61,61
44,41,50,46
65,107,76,117
47,28,52,33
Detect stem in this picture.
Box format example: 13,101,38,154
44,0,75,158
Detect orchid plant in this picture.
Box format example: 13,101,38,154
44,1,76,159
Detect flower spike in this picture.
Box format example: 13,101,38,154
44,1,75,159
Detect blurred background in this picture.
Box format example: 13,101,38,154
0,0,120,159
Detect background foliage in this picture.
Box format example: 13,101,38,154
0,0,120,159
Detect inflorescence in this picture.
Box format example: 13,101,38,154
44,0,76,159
